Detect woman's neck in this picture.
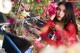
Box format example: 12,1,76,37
55,21,64,29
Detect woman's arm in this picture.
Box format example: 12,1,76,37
40,18,57,46
54,23,78,45
40,14,56,33
55,23,76,37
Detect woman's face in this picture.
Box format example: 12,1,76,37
56,4,65,21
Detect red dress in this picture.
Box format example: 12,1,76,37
40,19,78,47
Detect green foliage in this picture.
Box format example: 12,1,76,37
10,0,50,16
75,2,80,10
12,0,20,12
26,0,50,15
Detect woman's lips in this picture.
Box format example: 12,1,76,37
58,16,61,18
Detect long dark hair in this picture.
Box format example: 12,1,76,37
54,2,78,33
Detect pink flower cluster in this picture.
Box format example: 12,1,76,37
42,3,56,17
34,39,45,49
74,6,80,15
48,4,56,16
72,2,80,18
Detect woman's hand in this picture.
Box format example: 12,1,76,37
50,14,56,20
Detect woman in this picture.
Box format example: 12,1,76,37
40,2,78,47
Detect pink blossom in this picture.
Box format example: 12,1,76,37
41,5,47,18
75,9,79,15
50,0,54,2
44,5,48,10
48,4,56,16
38,6,42,9
78,11,80,15
7,18,15,23
36,0,40,2
72,3,80,16
34,39,45,49
42,4,56,17
42,11,46,17
74,6,79,15
25,29,29,33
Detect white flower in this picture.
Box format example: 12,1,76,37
0,0,12,14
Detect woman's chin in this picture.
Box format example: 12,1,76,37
57,18,62,21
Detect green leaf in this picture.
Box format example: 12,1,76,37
38,7,43,15
44,0,49,5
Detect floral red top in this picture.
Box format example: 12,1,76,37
40,19,78,47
